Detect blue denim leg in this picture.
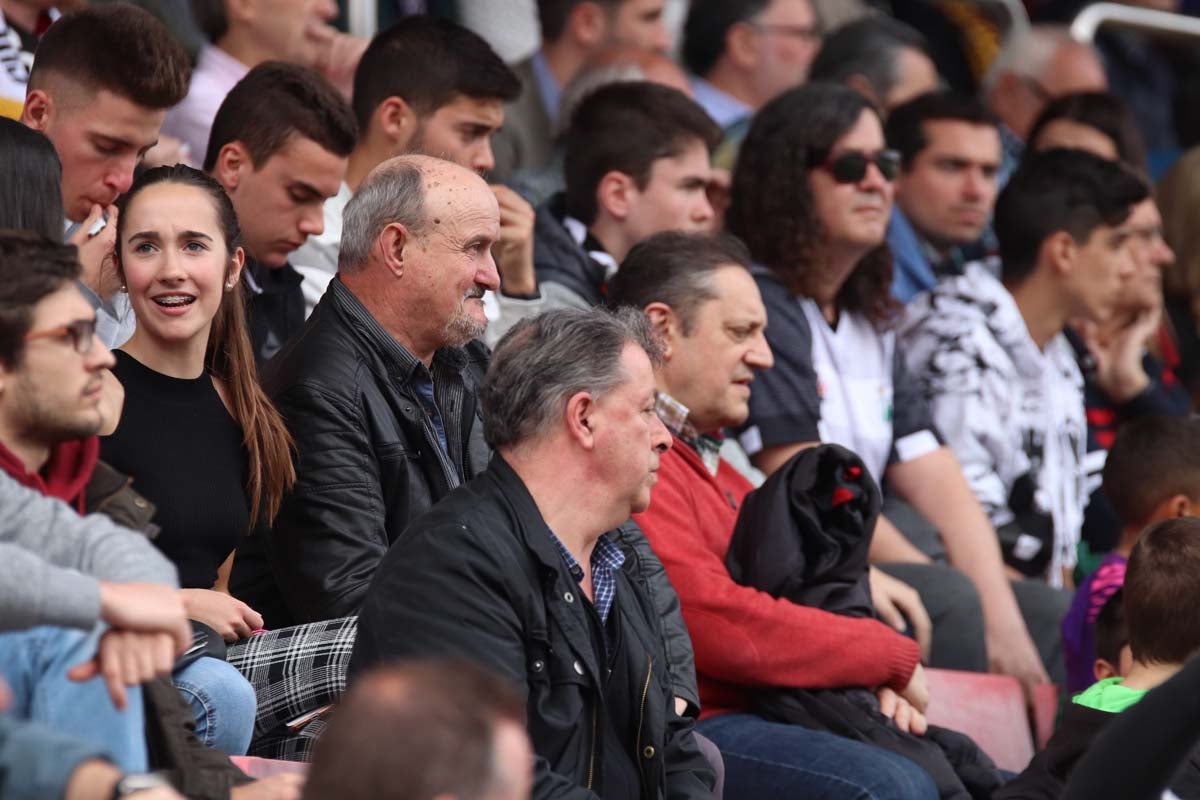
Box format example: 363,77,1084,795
172,656,257,756
698,712,939,800
0,625,148,773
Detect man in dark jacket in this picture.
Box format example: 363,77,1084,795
352,306,715,799
232,155,495,626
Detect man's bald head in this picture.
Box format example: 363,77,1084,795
338,154,493,272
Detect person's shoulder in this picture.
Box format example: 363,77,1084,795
264,301,369,399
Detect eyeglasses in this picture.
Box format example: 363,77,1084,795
750,21,822,41
24,318,98,355
818,149,902,184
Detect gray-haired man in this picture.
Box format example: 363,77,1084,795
352,307,717,800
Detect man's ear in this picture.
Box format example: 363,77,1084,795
213,142,251,193
1043,230,1078,277
375,96,419,151
564,390,597,450
643,302,678,359
21,88,53,132
725,20,760,72
224,0,256,27
596,170,636,223
569,1,609,48
375,222,410,277
1172,494,1196,518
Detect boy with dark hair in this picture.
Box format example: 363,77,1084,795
205,61,356,365
884,91,1002,302
290,16,536,323
20,3,191,346
998,518,1200,799
902,149,1148,590
534,80,720,311
1062,415,1200,692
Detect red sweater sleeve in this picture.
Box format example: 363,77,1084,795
635,446,919,695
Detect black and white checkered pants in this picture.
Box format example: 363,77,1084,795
226,616,357,762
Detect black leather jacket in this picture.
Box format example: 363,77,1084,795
233,278,491,626
352,456,716,800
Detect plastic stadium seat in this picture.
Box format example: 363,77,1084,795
230,756,309,779
923,668,1035,772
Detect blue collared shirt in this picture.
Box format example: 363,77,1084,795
689,75,752,130
549,531,625,623
531,49,562,127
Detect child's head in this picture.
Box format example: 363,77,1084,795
1093,588,1132,681
1124,516,1200,667
1102,415,1200,542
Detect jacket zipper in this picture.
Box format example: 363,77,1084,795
635,654,653,782
586,703,597,790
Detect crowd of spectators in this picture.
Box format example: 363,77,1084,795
4,0,1200,798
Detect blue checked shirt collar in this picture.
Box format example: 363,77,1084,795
549,530,625,624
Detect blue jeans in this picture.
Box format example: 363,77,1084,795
0,625,147,773
173,656,257,756
698,713,938,800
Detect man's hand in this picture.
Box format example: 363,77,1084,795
98,582,190,654
1078,306,1160,403
869,566,932,663
67,204,119,297
231,774,306,800
490,185,538,297
986,620,1050,699
877,686,928,736
181,588,263,642
306,23,368,101
898,661,929,713
67,629,176,709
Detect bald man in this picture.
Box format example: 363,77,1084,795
234,155,498,626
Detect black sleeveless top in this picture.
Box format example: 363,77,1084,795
101,350,250,589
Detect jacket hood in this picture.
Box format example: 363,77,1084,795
0,436,98,510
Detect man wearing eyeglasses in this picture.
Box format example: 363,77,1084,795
682,0,820,141
490,0,672,181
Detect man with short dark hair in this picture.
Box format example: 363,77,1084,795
885,91,1003,302
682,0,820,135
290,16,534,323
809,16,939,115
351,306,716,800
162,0,341,166
20,3,191,347
534,81,720,311
304,660,533,800
205,61,357,365
901,149,1148,591
491,0,672,179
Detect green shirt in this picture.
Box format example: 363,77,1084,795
1073,677,1147,714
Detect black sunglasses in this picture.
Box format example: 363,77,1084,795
819,149,902,184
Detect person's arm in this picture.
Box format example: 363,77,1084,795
634,460,919,694
0,472,178,632
887,448,1050,690
0,714,125,800
267,383,387,623
353,519,600,800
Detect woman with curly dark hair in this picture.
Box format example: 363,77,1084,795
729,82,1061,692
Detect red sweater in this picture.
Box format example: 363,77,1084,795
634,436,920,719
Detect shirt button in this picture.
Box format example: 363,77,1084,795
573,660,585,676
563,591,574,603
643,746,656,759
532,660,545,673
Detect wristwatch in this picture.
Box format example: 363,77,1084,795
111,772,171,799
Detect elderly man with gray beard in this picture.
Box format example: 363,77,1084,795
233,154,498,627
